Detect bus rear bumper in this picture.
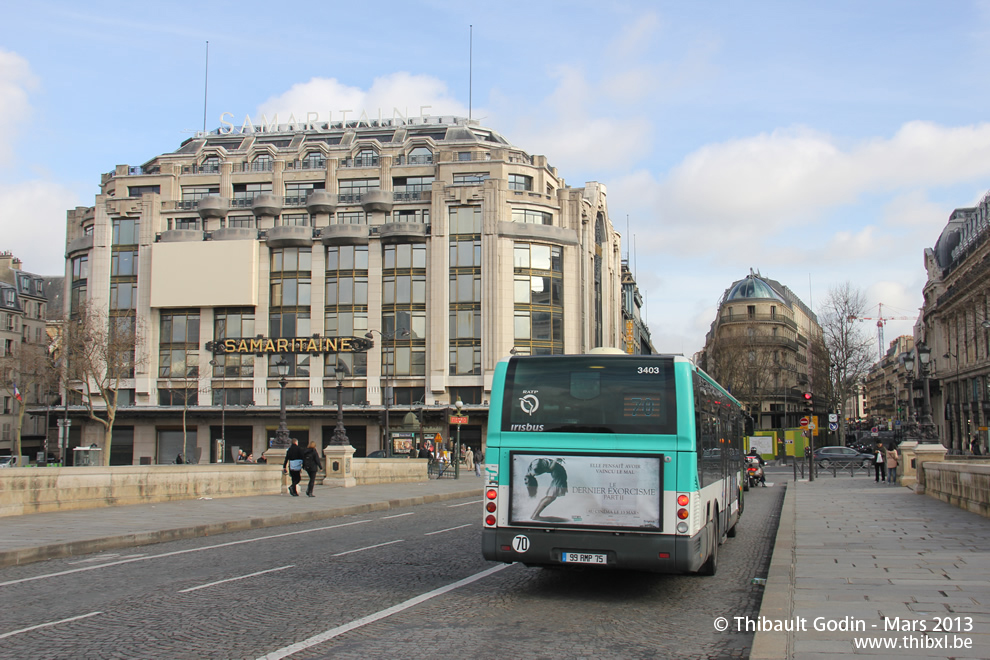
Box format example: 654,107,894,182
482,526,709,574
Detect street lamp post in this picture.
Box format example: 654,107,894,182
916,343,937,442
365,328,409,457
209,343,227,462
275,357,290,448
453,396,463,479
943,349,960,451
329,360,350,446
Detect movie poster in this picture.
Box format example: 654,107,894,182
509,452,662,529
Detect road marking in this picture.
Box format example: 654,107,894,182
0,520,372,588
67,553,147,565
424,524,473,536
380,512,414,520
332,539,404,557
0,611,102,640
258,564,512,660
179,565,296,593
446,500,481,508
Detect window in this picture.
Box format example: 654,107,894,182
213,388,253,406
233,182,272,203
251,154,273,171
284,181,325,204
512,243,563,354
393,176,435,193
159,310,200,379
128,185,160,197
172,217,200,230
281,213,311,227
449,206,482,374
334,211,366,225
509,174,533,191
110,282,136,310
452,173,489,185
448,206,481,234
181,186,219,202
72,255,89,281
227,216,255,228
111,250,138,276
302,152,326,169
112,218,139,245
200,156,220,173
406,146,433,165
352,149,379,167
213,308,255,378
339,178,380,198
511,209,553,225
267,354,310,378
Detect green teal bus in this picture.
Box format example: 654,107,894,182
481,352,745,574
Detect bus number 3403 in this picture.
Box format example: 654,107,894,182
637,366,661,374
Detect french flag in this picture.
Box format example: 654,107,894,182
13,383,22,402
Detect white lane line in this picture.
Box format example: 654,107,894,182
67,553,147,565
0,519,372,588
258,564,512,660
446,500,481,508
380,512,414,520
424,524,473,536
178,564,296,593
331,539,404,557
0,611,103,640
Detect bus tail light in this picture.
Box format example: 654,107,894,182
484,488,498,527
676,493,689,531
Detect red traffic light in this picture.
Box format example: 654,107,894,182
803,392,813,401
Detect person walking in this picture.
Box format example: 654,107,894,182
873,442,886,483
282,438,303,496
885,442,899,485
474,445,484,477
971,435,983,456
302,440,322,497
463,445,474,472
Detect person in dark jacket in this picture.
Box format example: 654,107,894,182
282,438,303,496
302,440,323,497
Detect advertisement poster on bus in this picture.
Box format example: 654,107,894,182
509,452,662,530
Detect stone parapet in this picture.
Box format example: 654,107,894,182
920,460,990,518
0,465,283,517
352,458,429,486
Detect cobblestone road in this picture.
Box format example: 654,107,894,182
0,479,785,659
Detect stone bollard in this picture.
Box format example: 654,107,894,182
898,441,919,488
323,444,356,488
912,443,948,495
264,447,289,493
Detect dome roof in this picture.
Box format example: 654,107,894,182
726,273,786,303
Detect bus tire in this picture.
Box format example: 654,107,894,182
699,517,718,576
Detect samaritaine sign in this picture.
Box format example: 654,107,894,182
207,336,373,355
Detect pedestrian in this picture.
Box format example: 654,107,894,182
175,453,184,464
474,445,484,477
302,440,322,497
873,442,885,482
236,449,247,462
885,442,899,485
282,438,303,496
245,453,255,463
418,444,432,460
971,436,983,456
463,445,474,472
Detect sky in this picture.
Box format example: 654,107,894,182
3,0,990,358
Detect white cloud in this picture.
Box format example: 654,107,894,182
0,49,38,167
255,73,469,125
0,181,80,275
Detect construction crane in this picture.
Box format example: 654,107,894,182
848,303,915,360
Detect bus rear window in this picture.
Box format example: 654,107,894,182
501,356,677,435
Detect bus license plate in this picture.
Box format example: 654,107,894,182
562,552,607,565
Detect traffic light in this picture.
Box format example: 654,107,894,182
803,392,814,413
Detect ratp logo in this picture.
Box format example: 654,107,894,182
519,394,540,416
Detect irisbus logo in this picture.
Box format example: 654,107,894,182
510,423,544,432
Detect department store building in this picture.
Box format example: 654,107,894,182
62,115,626,464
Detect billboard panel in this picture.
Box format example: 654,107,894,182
509,452,662,530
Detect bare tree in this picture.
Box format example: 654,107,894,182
0,341,59,460
705,326,779,427
818,283,874,443
64,303,143,465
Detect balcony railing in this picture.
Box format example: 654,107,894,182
394,154,433,166
340,156,379,168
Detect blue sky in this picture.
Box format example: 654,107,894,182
4,1,990,357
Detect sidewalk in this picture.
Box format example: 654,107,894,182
751,477,990,659
0,475,485,568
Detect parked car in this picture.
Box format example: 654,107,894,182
814,446,873,469
0,455,15,468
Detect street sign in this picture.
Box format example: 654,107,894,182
829,422,838,431
57,419,72,427
829,414,837,423
808,421,817,431
799,416,810,428
450,415,469,425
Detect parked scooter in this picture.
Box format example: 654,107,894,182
746,456,766,488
